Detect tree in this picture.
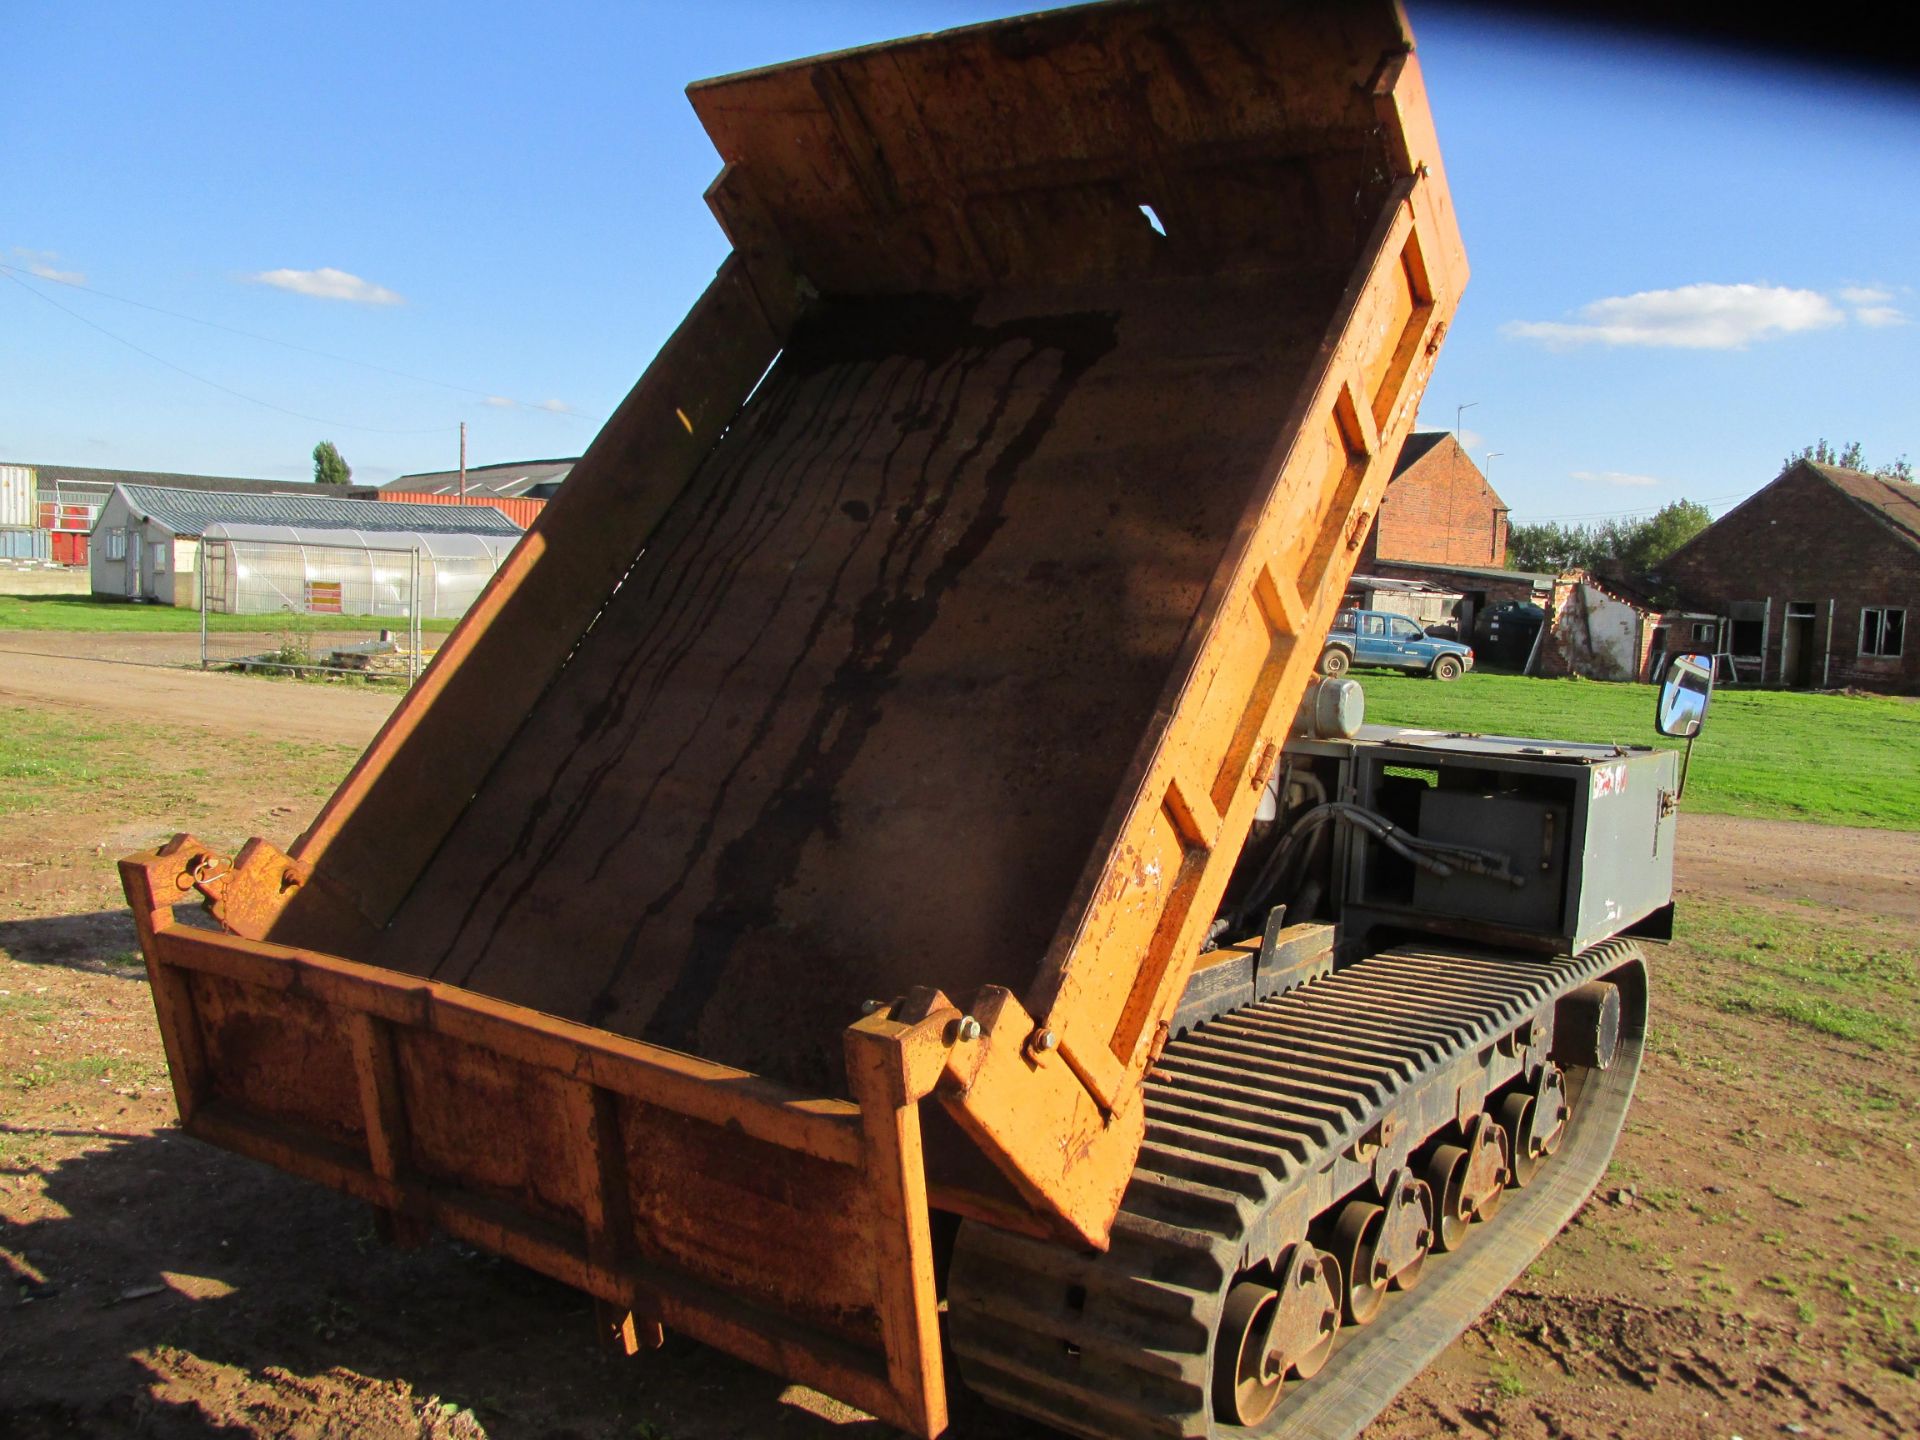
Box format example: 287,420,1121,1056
1506,521,1602,573
1507,499,1711,578
1782,438,1913,483
1615,499,1711,573
312,440,352,486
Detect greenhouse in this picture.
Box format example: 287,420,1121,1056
200,522,519,620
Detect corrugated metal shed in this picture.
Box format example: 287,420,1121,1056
113,484,523,538
16,461,377,505
379,492,547,528
382,458,575,499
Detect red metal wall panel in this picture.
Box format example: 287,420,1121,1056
378,492,546,529
37,501,97,531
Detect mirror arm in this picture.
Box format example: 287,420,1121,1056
1676,732,1695,801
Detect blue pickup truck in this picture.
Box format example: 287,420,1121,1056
1319,607,1475,680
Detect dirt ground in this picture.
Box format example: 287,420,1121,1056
2,647,1916,1439
0,644,401,745
1674,813,1920,923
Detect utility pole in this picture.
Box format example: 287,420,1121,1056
459,421,468,501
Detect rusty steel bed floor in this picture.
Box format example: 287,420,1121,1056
376,274,1345,1093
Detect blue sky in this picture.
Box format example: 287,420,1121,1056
5,2,1917,525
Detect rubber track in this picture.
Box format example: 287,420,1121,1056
948,937,1649,1440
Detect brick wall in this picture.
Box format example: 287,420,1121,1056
1360,434,1508,568
1662,464,1920,693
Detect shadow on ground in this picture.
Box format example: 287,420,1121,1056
1,1120,963,1438
0,907,1041,1437
0,910,142,972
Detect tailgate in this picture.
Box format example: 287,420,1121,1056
122,838,953,1436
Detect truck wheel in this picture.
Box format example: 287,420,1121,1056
1432,655,1463,682
1319,647,1351,678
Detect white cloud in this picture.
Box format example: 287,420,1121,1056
1571,469,1661,488
11,246,85,284
248,266,404,305
1504,283,1844,350
1839,284,1907,328
478,394,575,415
1458,427,1485,451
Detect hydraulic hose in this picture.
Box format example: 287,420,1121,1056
1232,800,1521,932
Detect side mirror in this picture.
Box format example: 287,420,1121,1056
1656,652,1714,738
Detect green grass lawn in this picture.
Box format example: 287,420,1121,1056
0,594,455,633
1357,669,1920,831
5,599,1912,829
1674,898,1918,1052
0,703,360,819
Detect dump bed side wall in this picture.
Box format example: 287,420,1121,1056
1035,169,1457,1085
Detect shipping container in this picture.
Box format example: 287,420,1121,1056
50,531,89,566
0,465,35,530
0,528,53,561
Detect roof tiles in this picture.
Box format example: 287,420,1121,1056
118,484,523,537
1810,463,1920,550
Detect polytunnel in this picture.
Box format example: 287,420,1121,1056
200,522,521,621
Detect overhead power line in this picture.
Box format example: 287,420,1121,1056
2,267,460,437
1510,492,1746,524
0,262,593,427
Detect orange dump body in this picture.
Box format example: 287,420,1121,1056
122,3,1465,1432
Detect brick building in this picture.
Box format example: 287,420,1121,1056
1660,460,1918,693
1357,432,1509,570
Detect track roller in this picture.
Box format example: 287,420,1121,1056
1212,1247,1342,1426
1378,1169,1434,1293
1498,1063,1569,1187
1322,1166,1435,1323
1327,1200,1388,1325
1425,1112,1511,1250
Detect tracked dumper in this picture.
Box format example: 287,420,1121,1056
121,4,1674,1436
